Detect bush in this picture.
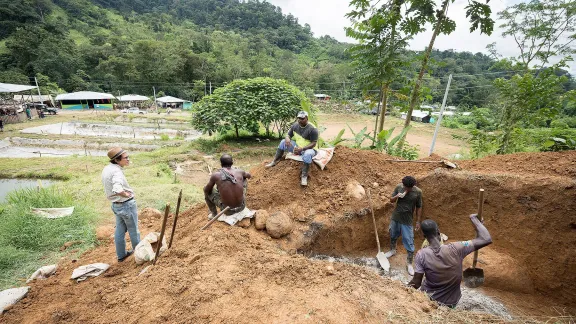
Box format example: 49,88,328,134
192,78,310,138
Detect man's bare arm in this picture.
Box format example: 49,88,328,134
470,214,492,250
408,272,424,289
243,171,252,179
203,174,218,197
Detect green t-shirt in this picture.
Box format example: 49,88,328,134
391,183,422,225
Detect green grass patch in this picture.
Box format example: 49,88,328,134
0,187,98,289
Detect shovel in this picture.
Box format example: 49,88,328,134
463,188,485,288
367,189,390,272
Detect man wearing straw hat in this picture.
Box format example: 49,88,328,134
102,147,140,262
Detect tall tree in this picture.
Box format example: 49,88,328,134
346,0,433,136
492,0,576,154
403,0,494,129
498,0,576,71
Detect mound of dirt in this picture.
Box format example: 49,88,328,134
459,150,576,178
3,147,575,322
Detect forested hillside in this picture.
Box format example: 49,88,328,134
0,0,573,107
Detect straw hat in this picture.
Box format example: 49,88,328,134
107,147,125,160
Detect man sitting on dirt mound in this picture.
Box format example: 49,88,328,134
204,154,252,219
408,215,492,307
384,176,422,276
265,110,318,186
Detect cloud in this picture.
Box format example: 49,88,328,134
266,0,575,74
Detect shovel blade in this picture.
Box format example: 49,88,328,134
376,252,390,272
463,267,484,288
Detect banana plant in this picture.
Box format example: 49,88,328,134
347,124,371,149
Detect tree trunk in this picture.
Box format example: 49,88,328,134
378,83,390,133
372,84,384,145
235,124,239,138
404,0,450,129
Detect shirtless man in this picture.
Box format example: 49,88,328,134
204,154,251,218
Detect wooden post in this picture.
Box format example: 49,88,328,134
168,190,182,248
153,203,170,265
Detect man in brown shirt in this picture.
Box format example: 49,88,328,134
408,215,492,307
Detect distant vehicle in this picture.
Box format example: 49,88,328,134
26,103,58,115
122,107,146,114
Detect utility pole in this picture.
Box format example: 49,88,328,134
34,77,42,102
153,86,158,112
429,74,452,156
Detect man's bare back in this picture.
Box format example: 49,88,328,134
205,168,251,208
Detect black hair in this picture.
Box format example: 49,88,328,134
220,154,233,168
421,219,439,238
110,155,122,164
402,176,416,187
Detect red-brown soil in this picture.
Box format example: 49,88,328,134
2,147,575,323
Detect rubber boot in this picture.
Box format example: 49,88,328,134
384,238,397,258
301,163,310,186
265,148,284,168
407,251,414,276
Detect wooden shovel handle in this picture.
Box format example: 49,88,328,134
201,206,231,230
153,203,170,265
168,189,182,249
472,189,485,269
367,189,382,253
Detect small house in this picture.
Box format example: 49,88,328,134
314,94,331,101
55,91,115,110
156,96,191,109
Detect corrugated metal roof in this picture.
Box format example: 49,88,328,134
156,96,186,103
0,83,37,93
117,94,150,101
55,91,116,101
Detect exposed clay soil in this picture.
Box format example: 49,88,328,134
2,147,575,323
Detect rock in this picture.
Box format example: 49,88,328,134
372,182,379,188
140,207,163,220
237,218,251,228
325,265,335,275
254,210,269,230
95,226,114,240
346,180,366,200
266,212,293,239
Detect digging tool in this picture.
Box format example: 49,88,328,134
463,188,485,288
367,189,390,272
201,206,231,230
385,159,458,169
153,203,170,265
168,189,182,249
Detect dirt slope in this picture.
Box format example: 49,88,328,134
2,147,575,323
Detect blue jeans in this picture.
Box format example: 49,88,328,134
278,140,316,164
112,199,140,260
389,219,414,254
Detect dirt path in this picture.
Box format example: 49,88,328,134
319,113,468,158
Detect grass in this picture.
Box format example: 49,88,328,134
0,187,98,289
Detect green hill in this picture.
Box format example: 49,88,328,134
0,0,571,107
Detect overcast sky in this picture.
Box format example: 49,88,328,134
267,0,575,74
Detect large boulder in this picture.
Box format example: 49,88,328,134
254,210,269,230
266,212,293,239
139,207,162,220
